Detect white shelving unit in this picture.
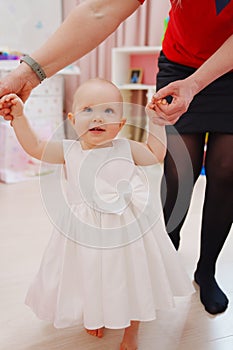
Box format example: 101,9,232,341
111,46,161,100
111,46,161,142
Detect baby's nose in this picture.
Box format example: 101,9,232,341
92,114,104,122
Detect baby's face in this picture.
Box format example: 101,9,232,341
70,81,125,149
74,103,124,145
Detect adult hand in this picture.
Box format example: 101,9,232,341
0,63,40,121
146,102,171,126
151,78,197,124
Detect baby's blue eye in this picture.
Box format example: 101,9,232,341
104,108,114,114
83,107,93,113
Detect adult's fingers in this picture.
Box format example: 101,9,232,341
153,103,183,125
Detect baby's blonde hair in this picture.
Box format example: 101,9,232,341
72,78,123,113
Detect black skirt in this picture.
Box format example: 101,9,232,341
156,52,233,134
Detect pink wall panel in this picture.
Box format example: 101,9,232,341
130,53,160,85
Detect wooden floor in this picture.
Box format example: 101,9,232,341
0,172,233,350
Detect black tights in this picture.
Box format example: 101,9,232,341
161,132,233,314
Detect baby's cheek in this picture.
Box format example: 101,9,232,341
76,124,88,136
108,125,122,135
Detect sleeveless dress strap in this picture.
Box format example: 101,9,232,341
112,138,133,161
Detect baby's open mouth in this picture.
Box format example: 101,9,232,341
89,126,106,131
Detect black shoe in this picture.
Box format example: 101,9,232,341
194,270,229,315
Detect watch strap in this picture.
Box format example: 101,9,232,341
20,55,47,83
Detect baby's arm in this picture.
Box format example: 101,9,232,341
129,104,167,166
0,94,64,164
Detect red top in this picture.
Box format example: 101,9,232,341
139,0,233,68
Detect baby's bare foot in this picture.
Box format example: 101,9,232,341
85,327,104,338
120,321,139,350
120,340,138,350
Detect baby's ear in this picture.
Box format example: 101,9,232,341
68,112,75,125
120,118,126,128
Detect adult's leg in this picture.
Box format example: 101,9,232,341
161,133,206,249
194,133,233,314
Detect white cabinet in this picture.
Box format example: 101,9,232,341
24,75,65,140
0,61,64,183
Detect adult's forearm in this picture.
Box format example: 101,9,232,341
0,0,140,102
29,0,139,77
186,34,233,95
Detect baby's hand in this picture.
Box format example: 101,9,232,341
146,100,170,126
0,93,24,122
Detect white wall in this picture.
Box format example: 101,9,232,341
0,0,62,54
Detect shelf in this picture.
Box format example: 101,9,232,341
112,46,161,91
112,46,161,54
117,84,156,90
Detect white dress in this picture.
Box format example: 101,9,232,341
25,139,194,330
